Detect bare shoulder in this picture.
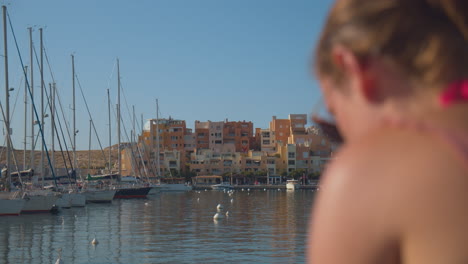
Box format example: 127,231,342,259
308,128,468,263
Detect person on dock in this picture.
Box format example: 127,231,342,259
307,0,468,263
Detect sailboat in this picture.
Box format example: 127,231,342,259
82,120,116,203
112,59,151,199
19,35,59,213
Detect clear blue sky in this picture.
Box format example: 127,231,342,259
2,0,333,151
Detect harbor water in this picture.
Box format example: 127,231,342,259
0,189,315,264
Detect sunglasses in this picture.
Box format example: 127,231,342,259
311,99,344,144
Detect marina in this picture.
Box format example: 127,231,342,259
0,189,315,264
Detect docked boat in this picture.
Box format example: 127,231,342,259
69,192,86,207
0,198,25,216
211,182,234,191
147,185,162,195
83,189,116,203
55,194,72,209
114,186,152,199
286,179,300,190
21,189,59,214
0,191,25,216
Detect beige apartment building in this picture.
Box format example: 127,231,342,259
123,114,334,181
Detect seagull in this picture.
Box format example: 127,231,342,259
91,233,99,245
55,248,63,264
213,212,224,219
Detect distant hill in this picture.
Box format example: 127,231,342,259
0,147,119,172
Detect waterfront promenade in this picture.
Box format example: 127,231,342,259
193,183,319,191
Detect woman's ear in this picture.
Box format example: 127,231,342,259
331,45,379,103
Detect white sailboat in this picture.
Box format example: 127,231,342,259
82,119,116,203
0,6,25,216
20,34,59,213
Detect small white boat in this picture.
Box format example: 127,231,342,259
286,180,300,190
211,182,234,191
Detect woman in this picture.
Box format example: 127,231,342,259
308,0,468,263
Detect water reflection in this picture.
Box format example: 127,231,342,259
0,190,315,263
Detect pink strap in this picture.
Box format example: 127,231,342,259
439,80,468,107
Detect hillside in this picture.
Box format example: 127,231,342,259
0,146,119,172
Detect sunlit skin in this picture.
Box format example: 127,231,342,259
307,46,468,263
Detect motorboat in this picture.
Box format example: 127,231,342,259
211,182,234,191
286,179,300,190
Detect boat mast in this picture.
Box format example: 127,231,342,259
50,83,55,169
40,27,44,184
117,59,121,180
107,88,111,174
155,98,160,178
88,119,91,176
132,105,136,176
23,66,28,170
29,27,34,172
3,5,11,186
72,55,77,176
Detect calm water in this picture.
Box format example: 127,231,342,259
0,189,315,264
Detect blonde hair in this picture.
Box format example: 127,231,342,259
315,0,468,88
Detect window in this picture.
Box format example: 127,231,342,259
288,160,295,165
267,159,275,164
288,152,295,158
262,140,270,145
242,140,248,145
303,152,309,158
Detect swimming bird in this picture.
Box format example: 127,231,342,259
91,233,99,245
226,211,229,216
55,248,63,264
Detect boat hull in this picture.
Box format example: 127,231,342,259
147,186,162,195
114,187,152,199
70,193,86,207
0,198,25,216
21,193,58,214
286,183,300,190
84,190,116,203
55,194,72,209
